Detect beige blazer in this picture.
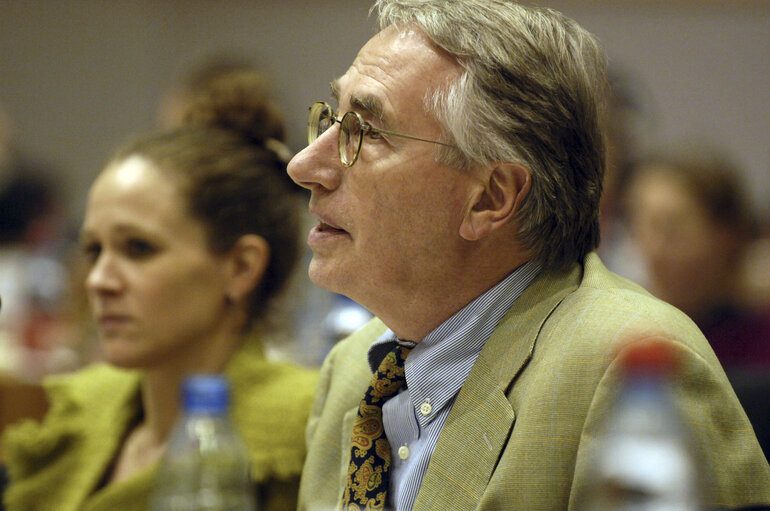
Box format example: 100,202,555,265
299,253,770,510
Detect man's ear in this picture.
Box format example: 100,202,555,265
224,234,270,303
459,162,530,241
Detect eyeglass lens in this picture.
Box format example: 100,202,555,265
308,103,365,167
340,112,363,166
308,102,333,144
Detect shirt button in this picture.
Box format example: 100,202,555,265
420,400,432,416
398,445,410,460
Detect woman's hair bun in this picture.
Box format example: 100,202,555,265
180,69,286,146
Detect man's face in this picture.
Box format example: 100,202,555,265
288,26,478,317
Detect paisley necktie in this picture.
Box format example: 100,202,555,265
342,343,412,510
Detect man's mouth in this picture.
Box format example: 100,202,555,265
318,221,346,233
308,218,350,247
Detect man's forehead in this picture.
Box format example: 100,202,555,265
328,26,457,112
328,66,392,123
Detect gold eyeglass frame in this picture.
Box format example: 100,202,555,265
307,101,455,167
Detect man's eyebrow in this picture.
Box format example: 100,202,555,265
330,79,341,102
329,80,388,126
349,94,384,122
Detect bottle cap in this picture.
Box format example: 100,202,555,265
618,338,677,377
182,375,230,414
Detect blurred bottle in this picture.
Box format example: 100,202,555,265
578,340,707,511
321,294,373,344
148,375,257,511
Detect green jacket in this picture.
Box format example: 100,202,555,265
3,339,319,511
299,253,770,510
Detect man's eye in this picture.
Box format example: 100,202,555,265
364,125,383,140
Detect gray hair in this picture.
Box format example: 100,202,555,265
374,0,608,270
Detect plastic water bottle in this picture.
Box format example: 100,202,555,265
148,375,257,511
578,340,706,510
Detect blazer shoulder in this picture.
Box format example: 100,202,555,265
6,363,141,437
570,252,703,342
311,317,386,417
226,342,321,482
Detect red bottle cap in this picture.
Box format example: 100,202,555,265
618,338,678,377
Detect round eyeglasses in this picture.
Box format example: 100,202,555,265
307,101,455,167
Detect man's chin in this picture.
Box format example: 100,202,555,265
308,258,352,297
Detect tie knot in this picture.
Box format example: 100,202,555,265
370,344,412,400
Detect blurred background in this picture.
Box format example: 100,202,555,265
1,0,767,224
0,0,770,460
0,0,768,399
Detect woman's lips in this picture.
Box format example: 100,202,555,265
97,314,132,331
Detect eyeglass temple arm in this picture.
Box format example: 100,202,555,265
320,109,456,148
365,125,456,148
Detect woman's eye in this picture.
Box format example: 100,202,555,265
81,242,101,264
124,239,156,259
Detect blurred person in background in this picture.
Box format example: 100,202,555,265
0,102,81,380
597,65,655,285
1,70,318,511
626,143,770,370
626,143,770,459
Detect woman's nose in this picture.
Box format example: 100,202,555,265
85,253,123,295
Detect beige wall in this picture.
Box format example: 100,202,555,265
1,0,768,225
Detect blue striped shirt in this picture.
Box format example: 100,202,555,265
367,260,541,511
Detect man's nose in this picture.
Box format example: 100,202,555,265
287,127,342,192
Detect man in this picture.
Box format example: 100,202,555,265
287,1,770,510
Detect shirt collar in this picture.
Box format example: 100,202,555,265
368,260,541,372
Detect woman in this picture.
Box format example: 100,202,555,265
625,144,770,369
1,70,318,511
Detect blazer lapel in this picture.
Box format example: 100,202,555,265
413,262,581,510
412,354,514,510
339,406,359,490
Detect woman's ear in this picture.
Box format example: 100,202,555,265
459,162,531,241
224,234,270,303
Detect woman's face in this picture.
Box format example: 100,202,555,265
81,155,232,370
